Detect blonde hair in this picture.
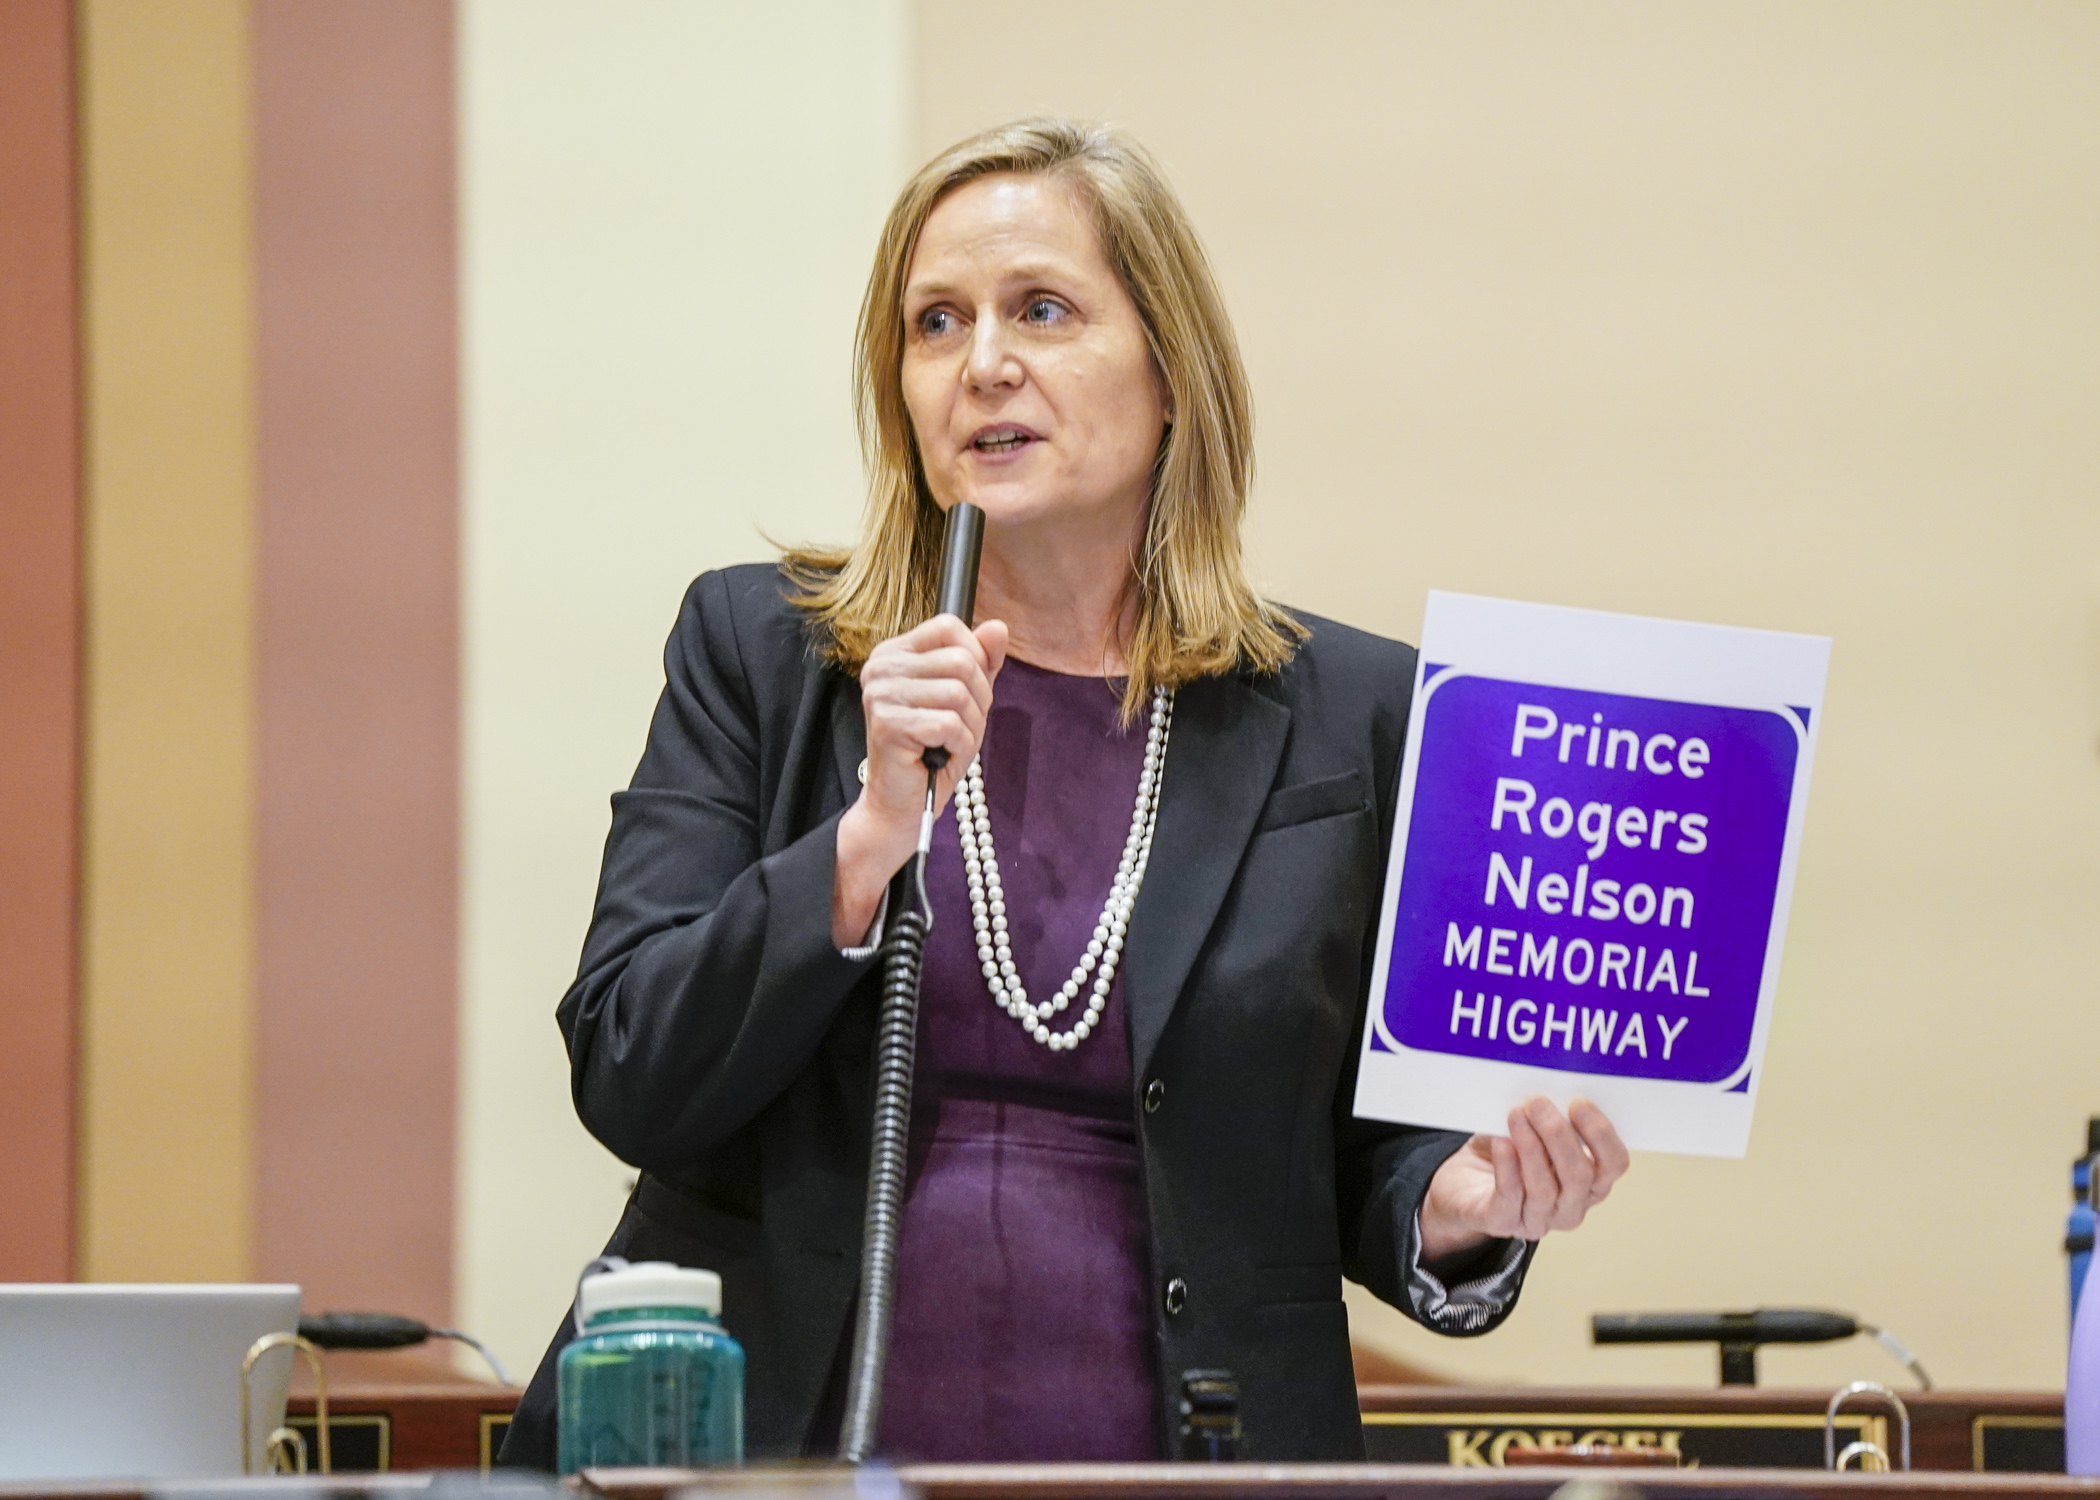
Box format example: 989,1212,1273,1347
785,117,1304,721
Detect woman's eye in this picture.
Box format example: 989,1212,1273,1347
1024,297,1068,326
917,308,955,338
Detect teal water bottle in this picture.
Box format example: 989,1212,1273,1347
557,1259,744,1474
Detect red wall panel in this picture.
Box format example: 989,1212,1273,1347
253,0,460,1320
0,0,82,1283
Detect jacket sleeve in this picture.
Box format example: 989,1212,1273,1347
1336,1118,1533,1336
1332,633,1533,1335
557,571,876,1173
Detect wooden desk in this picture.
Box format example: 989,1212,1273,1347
274,1382,2064,1475
3,1468,2096,1500
283,1346,520,1470
258,1336,2066,1476
584,1463,2100,1500
1354,1389,2065,1474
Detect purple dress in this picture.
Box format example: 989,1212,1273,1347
878,657,1159,1461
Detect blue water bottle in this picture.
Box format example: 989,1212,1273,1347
2071,1120,2098,1326
2073,1164,2094,1323
557,1259,744,1474
2071,1249,2100,1475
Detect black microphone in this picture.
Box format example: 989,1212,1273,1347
1593,1309,1858,1387
1594,1308,1934,1391
299,1310,430,1350
1593,1309,1860,1345
838,499,986,1463
298,1310,514,1384
923,501,984,774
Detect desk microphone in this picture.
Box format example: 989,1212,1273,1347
297,1310,512,1385
1593,1308,1930,1389
839,501,983,1463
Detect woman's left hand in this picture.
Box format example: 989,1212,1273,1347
1418,1096,1629,1264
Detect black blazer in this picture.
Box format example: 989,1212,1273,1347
499,563,1528,1467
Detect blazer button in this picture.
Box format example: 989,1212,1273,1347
1164,1277,1188,1316
1144,1078,1165,1113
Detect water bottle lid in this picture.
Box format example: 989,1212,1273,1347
578,1260,722,1322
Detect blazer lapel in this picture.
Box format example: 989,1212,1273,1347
828,677,867,812
1122,671,1291,1078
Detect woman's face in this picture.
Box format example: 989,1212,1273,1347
901,173,1169,535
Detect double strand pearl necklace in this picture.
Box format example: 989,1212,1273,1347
957,684,1174,1051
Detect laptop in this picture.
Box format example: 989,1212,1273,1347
0,1283,301,1479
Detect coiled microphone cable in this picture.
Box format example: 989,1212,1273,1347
837,779,937,1462
838,501,983,1464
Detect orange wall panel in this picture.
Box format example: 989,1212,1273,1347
76,0,257,1282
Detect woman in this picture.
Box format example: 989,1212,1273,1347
500,118,1626,1468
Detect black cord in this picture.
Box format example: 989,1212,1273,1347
837,500,979,1462
837,775,938,1462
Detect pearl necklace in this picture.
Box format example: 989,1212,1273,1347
957,685,1173,1051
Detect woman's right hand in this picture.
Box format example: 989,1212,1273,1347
833,613,1009,947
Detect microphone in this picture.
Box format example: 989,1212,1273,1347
1594,1309,1861,1345
839,499,986,1464
1593,1309,1931,1389
1594,1310,1854,1387
297,1310,513,1385
922,501,984,774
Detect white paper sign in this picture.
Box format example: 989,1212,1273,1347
1352,592,1829,1157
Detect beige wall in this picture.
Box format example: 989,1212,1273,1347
456,0,910,1377
913,0,2100,1390
77,0,258,1283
